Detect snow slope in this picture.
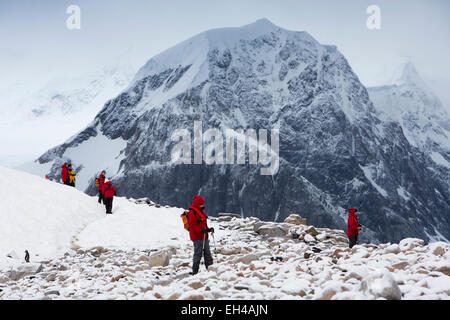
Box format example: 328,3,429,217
0,166,104,268
0,166,188,271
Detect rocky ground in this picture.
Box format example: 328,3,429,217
1,212,449,300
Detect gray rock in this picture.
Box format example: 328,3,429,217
256,225,287,237
305,226,319,237
360,270,402,300
45,289,60,296
384,244,401,254
149,250,171,267
284,214,307,225
235,254,259,264
7,263,43,281
399,238,424,251
218,213,241,219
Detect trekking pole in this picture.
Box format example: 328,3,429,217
211,232,218,259
202,232,206,251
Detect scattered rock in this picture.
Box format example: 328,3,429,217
234,285,250,291
7,263,43,281
149,250,171,267
392,261,409,270
384,244,401,254
45,289,60,296
188,281,203,290
304,234,316,243
235,254,259,264
316,233,327,241
284,214,307,225
360,270,402,300
317,287,338,300
136,255,150,263
255,225,287,237
46,273,57,282
432,246,446,257
218,213,241,219
281,279,309,296
111,274,126,282
305,226,319,237
399,238,424,251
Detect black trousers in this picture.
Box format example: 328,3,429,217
104,197,113,213
348,235,358,248
98,191,104,204
192,237,214,274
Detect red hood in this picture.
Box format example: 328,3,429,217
349,208,357,215
62,164,67,169
105,181,112,185
192,195,205,208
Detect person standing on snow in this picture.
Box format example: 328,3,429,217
67,164,76,187
96,170,106,204
61,163,69,185
102,179,117,214
187,195,214,275
347,208,362,248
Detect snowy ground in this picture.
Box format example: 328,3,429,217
0,165,449,300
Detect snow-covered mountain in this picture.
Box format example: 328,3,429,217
26,19,450,243
368,61,450,170
0,60,136,167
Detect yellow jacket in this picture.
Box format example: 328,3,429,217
69,169,76,183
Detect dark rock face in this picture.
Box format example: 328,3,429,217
37,21,449,244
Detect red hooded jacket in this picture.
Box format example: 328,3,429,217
102,181,117,198
61,164,69,183
347,208,361,237
187,195,209,241
98,174,105,191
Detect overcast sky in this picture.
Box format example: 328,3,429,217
1,0,449,102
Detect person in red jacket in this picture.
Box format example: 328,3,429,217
187,195,214,275
97,170,106,204
61,163,69,185
102,179,117,214
347,208,362,248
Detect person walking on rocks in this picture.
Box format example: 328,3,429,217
102,179,117,214
187,195,214,275
347,208,362,248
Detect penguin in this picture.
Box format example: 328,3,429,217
24,250,30,263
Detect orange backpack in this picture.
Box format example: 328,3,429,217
181,207,206,231
181,210,190,231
